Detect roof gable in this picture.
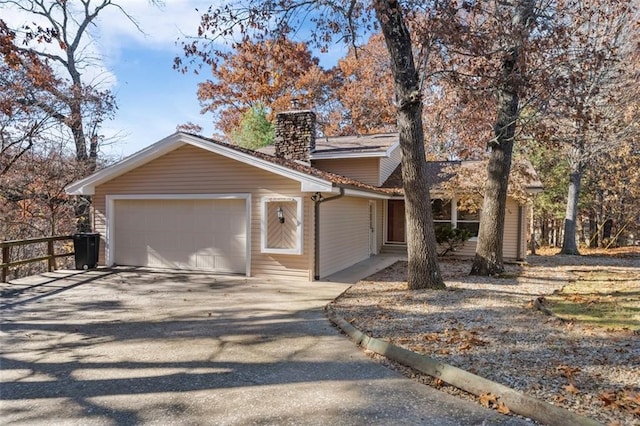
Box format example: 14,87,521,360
66,132,396,196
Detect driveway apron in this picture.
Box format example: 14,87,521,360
1,268,527,425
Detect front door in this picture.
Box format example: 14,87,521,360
387,200,405,243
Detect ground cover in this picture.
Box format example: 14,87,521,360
329,247,640,425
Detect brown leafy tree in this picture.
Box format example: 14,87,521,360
178,0,447,289
333,33,396,135
194,37,336,137
0,142,81,276
583,138,640,247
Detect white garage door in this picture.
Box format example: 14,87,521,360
113,198,247,274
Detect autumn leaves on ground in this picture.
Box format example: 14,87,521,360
329,247,640,425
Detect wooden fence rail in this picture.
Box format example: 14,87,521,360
1,235,74,282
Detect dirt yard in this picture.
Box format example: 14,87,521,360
329,247,640,426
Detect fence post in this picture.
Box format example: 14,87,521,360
47,240,56,272
2,245,9,282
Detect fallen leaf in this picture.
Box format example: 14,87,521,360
599,391,618,407
564,383,580,395
479,393,497,408
423,332,440,342
553,394,567,403
458,343,472,351
497,402,510,414
622,390,640,405
557,365,581,379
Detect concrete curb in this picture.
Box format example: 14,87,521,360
326,308,603,426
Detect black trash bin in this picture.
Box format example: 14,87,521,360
73,233,100,270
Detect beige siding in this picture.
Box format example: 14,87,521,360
318,197,370,278
266,201,297,249
93,144,313,280
376,200,384,252
312,158,380,186
379,147,401,185
502,198,520,260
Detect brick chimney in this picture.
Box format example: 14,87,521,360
274,102,316,163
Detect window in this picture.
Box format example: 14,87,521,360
431,198,480,238
431,199,452,233
261,197,303,254
456,205,480,237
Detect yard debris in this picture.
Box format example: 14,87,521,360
329,253,640,426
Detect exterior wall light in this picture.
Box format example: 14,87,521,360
277,206,285,223
310,192,324,202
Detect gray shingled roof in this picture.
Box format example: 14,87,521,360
257,133,398,158
193,134,402,196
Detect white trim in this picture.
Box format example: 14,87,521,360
260,196,303,255
310,141,400,160
106,193,252,276
66,132,335,195
311,151,388,159
343,188,392,200
301,181,335,192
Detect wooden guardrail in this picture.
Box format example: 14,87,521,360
1,235,74,282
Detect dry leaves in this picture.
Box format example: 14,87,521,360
564,383,580,395
479,392,511,414
600,389,640,417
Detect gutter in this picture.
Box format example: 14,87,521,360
312,187,345,280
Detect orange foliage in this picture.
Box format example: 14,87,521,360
197,38,335,136
334,33,396,135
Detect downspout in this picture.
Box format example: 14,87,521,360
312,188,345,280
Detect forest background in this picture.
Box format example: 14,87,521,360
1,0,638,279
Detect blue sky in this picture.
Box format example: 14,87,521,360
5,0,346,160
104,43,212,159
95,1,347,159
96,1,229,158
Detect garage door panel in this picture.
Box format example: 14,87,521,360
113,198,247,274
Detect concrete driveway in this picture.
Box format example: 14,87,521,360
1,267,526,425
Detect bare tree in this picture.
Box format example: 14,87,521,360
546,0,639,255
1,0,159,231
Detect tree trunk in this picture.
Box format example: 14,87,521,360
470,52,518,276
374,0,444,290
470,0,533,276
560,159,583,255
588,210,598,248
595,190,604,247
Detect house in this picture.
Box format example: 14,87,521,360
66,109,542,281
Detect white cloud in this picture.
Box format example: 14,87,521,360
95,1,217,59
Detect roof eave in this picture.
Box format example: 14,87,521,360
65,132,187,195
310,141,400,160
65,132,337,196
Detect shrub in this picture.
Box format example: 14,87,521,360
435,225,472,256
